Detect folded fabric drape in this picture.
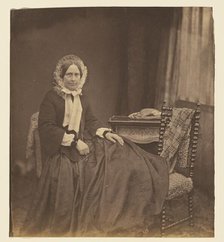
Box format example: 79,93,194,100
161,108,195,173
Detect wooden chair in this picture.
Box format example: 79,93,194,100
158,102,200,236
26,112,42,178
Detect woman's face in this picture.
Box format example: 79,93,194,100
62,64,81,91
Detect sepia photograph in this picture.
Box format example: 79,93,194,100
9,5,215,238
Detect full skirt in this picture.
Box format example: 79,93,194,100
22,137,169,236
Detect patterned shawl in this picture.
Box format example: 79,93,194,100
161,108,195,173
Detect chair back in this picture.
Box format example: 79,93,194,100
26,112,42,177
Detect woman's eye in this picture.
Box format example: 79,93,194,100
65,73,80,78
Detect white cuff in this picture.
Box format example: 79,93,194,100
96,128,112,138
61,133,75,146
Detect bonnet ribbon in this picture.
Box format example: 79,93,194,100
61,87,83,133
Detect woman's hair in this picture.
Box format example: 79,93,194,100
60,59,83,78
53,54,87,85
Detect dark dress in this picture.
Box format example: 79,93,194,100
22,89,169,236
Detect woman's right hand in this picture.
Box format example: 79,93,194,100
76,139,90,155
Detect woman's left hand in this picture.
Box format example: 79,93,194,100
105,132,124,146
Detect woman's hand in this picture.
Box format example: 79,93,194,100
76,139,90,155
105,132,124,146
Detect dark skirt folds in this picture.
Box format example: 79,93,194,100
22,137,169,236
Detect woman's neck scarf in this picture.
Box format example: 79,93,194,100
61,86,83,133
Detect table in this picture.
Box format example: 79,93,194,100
108,115,161,145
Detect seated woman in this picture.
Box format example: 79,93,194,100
22,54,169,236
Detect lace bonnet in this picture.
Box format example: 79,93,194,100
53,54,88,88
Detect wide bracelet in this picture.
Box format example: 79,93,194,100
71,138,78,147
64,127,78,145
103,130,113,138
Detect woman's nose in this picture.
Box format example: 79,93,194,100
71,74,77,81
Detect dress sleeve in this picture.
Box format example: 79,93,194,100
85,101,108,136
38,92,65,157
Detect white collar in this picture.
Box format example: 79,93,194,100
60,86,82,96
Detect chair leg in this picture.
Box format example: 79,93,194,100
161,204,166,236
188,193,194,227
